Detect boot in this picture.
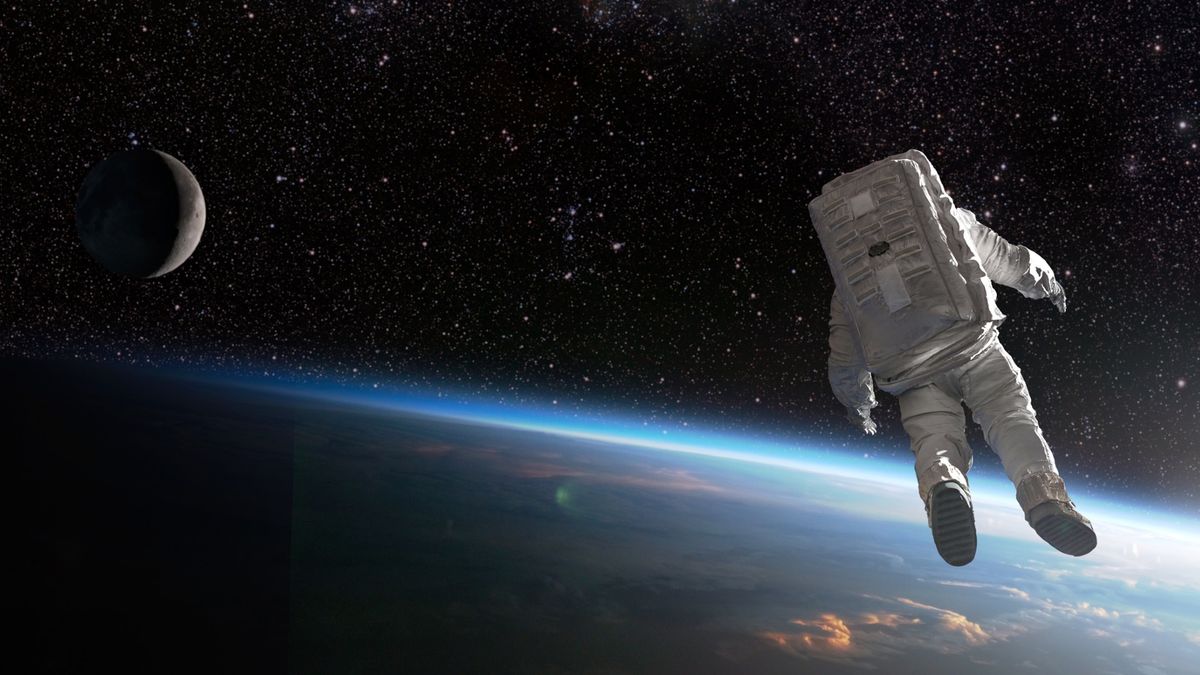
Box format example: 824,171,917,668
926,480,977,566
1017,472,1097,557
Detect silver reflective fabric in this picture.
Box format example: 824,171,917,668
1016,471,1073,515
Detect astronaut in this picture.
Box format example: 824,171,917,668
807,149,1096,566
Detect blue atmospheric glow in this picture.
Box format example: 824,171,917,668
198,370,1200,535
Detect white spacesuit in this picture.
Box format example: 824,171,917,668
808,149,1096,565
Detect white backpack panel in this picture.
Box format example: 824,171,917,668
808,150,978,367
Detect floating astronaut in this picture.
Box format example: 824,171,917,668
807,149,1096,566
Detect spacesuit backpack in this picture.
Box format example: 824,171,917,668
808,149,989,368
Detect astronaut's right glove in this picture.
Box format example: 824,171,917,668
1047,279,1067,313
846,407,878,435
1016,249,1066,314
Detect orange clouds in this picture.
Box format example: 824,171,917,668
861,612,922,628
760,589,1191,670
935,611,990,645
760,601,997,664
760,613,854,655
895,597,991,646
791,614,854,650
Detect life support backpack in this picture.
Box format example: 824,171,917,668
807,149,985,367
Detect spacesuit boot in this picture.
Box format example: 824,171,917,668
925,479,977,566
1017,472,1097,557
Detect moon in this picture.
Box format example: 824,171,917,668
75,149,206,278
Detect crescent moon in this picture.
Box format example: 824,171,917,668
150,150,206,278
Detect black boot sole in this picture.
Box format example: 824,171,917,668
930,486,977,566
1033,513,1097,557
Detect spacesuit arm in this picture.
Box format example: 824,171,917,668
828,292,878,428
957,208,1063,303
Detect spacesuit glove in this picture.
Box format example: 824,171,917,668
846,407,878,435
1047,279,1067,313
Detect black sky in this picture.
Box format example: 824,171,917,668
2,1,1197,508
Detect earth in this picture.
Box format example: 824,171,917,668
11,359,1199,674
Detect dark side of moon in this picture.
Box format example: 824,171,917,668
75,149,206,278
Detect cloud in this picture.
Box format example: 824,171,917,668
1069,516,1200,592
1076,601,1118,619
756,589,1196,672
894,597,991,646
936,611,991,645
860,612,921,628
793,615,855,650
934,580,1031,601
761,613,855,655
757,602,991,667
1127,611,1164,630
931,580,979,587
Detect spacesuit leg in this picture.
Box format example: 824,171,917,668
898,375,978,565
959,340,1058,490
962,340,1096,556
897,374,972,504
